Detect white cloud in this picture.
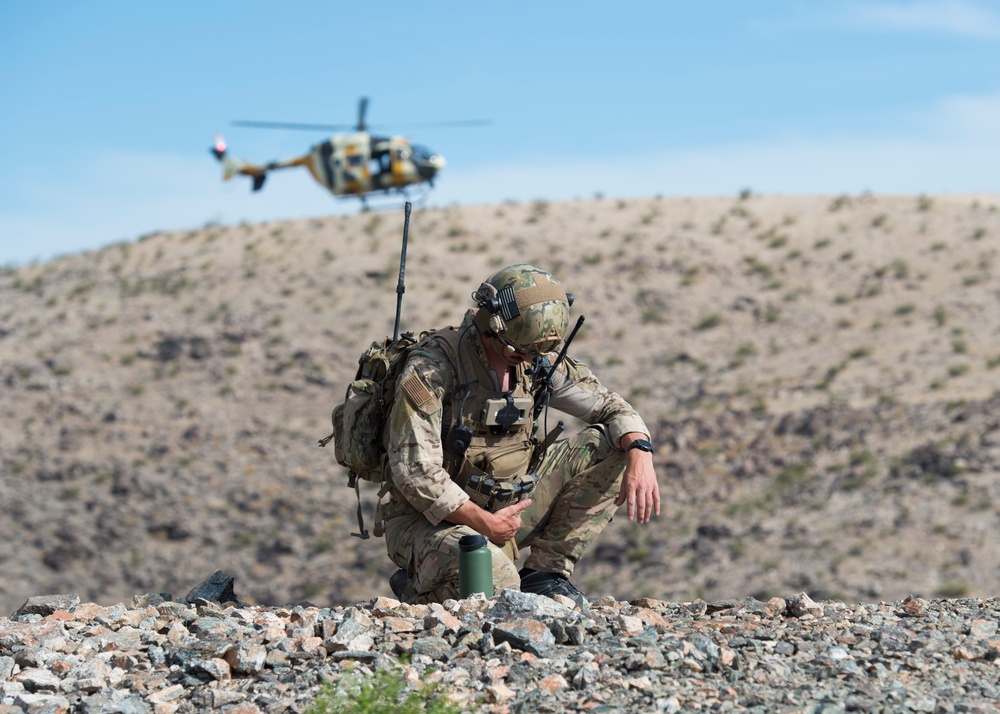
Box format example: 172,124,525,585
848,0,1000,38
437,90,1000,203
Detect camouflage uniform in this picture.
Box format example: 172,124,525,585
380,309,648,604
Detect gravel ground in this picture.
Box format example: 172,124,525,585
2,585,999,713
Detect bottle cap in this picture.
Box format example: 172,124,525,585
458,533,488,552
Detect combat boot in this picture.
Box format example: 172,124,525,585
519,568,588,609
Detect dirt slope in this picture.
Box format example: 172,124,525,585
1,192,998,614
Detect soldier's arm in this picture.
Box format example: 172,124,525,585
547,358,660,522
443,499,532,546
545,356,650,448
385,350,470,525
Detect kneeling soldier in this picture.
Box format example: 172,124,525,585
379,263,660,605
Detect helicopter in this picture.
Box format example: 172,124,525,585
210,97,488,207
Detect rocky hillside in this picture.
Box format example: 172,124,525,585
1,193,999,615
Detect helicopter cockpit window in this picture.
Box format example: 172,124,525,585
347,154,364,167
411,145,435,163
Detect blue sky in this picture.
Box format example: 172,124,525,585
2,1,998,266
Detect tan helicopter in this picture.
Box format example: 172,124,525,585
211,98,487,207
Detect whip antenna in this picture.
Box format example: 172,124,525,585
392,202,412,341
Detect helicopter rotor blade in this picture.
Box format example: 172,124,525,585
230,120,355,131
231,115,491,133
386,119,492,128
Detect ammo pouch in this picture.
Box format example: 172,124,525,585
458,459,538,512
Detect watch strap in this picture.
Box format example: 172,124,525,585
627,438,654,454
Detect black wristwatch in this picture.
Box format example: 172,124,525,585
627,438,654,454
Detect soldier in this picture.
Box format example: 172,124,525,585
379,263,659,605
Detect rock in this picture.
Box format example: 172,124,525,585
180,571,237,605
785,592,824,618
901,595,928,617
968,619,998,640
486,589,580,621
410,636,451,661
492,619,557,656
0,590,999,711
10,595,80,621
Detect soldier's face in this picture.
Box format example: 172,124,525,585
491,336,532,366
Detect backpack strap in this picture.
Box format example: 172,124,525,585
348,472,370,539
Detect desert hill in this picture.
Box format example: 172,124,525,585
1,192,999,615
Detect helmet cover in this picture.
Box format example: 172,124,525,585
474,264,570,355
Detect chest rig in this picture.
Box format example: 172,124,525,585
432,327,540,512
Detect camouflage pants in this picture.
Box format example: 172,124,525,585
383,425,625,603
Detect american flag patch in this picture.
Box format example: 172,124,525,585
401,374,432,408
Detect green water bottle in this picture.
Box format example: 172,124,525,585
458,533,494,598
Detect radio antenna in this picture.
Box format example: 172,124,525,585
392,202,412,341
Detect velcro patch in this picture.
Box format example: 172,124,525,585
401,373,433,409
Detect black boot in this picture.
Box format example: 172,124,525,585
519,568,588,609
389,569,408,601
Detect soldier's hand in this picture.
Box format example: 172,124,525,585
487,499,532,545
616,452,660,523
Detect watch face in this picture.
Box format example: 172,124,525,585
629,439,653,453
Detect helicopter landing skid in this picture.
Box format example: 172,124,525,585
349,185,432,212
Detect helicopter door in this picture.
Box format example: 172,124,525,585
339,133,372,195
310,133,372,196
387,137,418,187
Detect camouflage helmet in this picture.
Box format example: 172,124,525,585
472,264,571,355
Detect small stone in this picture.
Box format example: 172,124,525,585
14,692,72,712
785,592,823,618
536,673,568,693
635,608,670,631
953,643,988,661
181,571,238,605
765,597,787,617
617,615,644,635
10,594,80,621
631,597,665,608
969,619,998,640
147,684,186,704
492,619,556,656
902,596,928,617
223,642,266,675
485,683,517,704
411,636,451,661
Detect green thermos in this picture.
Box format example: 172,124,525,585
458,534,494,598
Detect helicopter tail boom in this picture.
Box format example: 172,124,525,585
210,135,308,192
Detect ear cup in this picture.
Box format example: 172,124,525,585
488,315,506,334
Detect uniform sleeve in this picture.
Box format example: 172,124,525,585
385,348,469,525
545,356,649,448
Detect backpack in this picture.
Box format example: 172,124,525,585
319,331,424,538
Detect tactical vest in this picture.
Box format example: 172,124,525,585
422,326,539,512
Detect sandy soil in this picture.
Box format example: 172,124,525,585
1,192,998,614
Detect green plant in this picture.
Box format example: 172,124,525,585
695,313,723,331
936,581,970,598
306,666,464,714
948,363,969,378
641,307,666,325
